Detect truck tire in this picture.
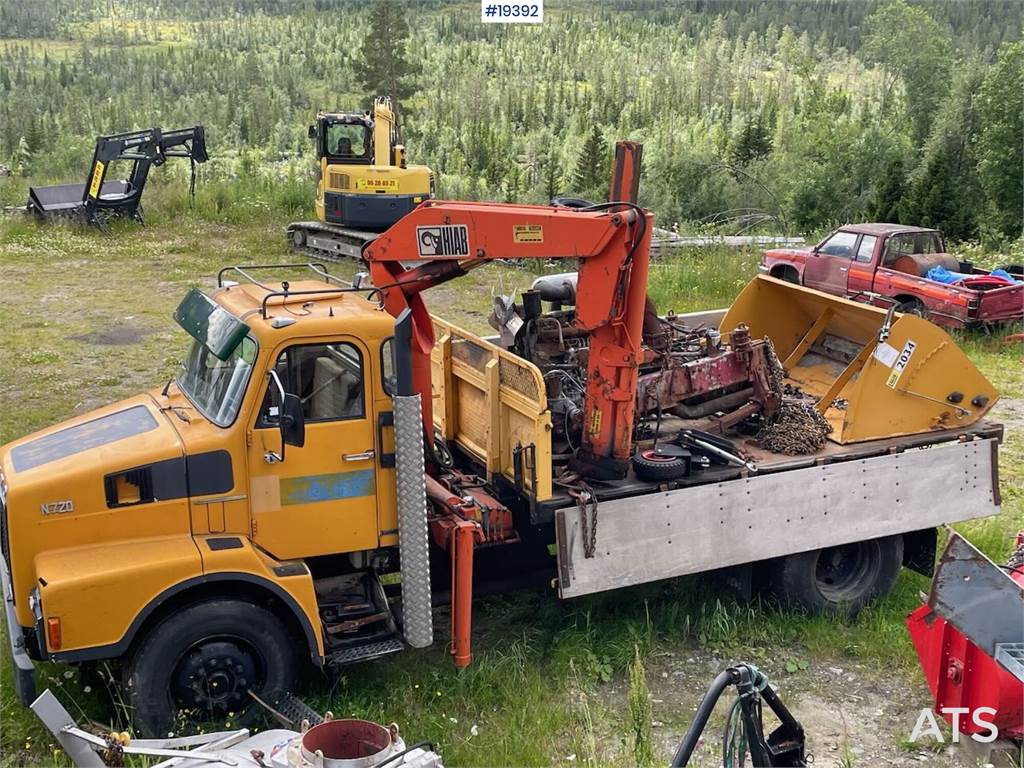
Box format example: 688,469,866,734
770,535,903,616
125,599,298,737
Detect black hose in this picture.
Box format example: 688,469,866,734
670,669,736,767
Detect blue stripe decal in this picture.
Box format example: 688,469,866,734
279,469,376,506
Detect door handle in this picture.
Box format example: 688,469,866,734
343,450,375,462
839,267,848,272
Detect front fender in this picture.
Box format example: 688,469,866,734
36,535,202,660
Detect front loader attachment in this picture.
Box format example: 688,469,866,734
721,276,997,443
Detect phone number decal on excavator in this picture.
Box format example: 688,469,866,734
355,178,399,191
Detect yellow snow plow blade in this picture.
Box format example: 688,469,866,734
720,276,998,443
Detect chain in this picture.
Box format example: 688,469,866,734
569,481,599,559
754,336,835,455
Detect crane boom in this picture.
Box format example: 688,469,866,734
363,199,654,479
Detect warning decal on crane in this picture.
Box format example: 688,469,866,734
513,224,544,243
417,225,470,257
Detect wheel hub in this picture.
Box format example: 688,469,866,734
171,639,260,716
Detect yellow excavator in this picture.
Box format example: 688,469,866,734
287,96,434,260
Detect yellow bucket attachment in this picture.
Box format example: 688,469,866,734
720,276,998,444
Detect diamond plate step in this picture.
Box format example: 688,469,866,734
326,637,404,666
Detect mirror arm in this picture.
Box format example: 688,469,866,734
266,370,287,464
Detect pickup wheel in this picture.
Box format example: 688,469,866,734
770,265,799,284
770,535,903,616
125,599,298,737
894,298,927,317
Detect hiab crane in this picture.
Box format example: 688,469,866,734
287,96,434,260
0,143,1006,738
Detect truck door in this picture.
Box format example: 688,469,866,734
845,234,878,297
804,230,858,295
247,338,380,560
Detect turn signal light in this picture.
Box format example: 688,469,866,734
46,617,62,650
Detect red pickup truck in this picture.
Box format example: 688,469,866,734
761,223,1023,328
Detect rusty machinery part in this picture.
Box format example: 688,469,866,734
670,664,807,767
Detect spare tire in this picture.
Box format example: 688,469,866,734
770,534,903,616
632,448,689,481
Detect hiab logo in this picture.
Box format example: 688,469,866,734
910,707,999,744
416,225,470,257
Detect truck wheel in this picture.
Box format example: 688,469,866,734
895,298,927,317
770,535,903,616
633,448,689,481
126,599,298,737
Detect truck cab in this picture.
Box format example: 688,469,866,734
761,223,1023,328
0,267,412,735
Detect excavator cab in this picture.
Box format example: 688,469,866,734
307,96,433,232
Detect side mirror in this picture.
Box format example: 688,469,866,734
266,370,305,463
281,393,305,448
307,124,317,140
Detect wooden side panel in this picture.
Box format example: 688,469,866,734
430,317,552,501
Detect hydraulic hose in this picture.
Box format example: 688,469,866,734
670,668,737,767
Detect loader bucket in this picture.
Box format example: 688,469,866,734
720,276,997,443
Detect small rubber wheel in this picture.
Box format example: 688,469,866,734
895,298,927,317
632,448,689,481
770,535,903,616
125,599,298,737
291,228,307,248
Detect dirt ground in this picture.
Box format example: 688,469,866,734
575,649,976,767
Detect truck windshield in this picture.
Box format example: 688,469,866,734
177,336,258,427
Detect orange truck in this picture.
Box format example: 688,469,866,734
761,224,1023,328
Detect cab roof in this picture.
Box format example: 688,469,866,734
211,279,394,341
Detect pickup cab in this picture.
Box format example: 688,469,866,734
761,223,1023,328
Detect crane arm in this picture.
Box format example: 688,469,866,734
363,199,654,479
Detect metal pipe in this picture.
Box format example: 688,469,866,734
450,519,477,668
668,388,754,419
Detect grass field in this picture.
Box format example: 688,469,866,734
0,213,1021,767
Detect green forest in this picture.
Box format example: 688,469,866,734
0,0,1021,244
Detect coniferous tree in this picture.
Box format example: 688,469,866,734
870,156,906,223
354,0,418,120
975,41,1024,240
572,124,609,202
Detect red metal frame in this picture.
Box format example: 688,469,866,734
907,604,1023,739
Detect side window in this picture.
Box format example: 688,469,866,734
855,235,877,263
257,343,365,427
818,231,858,258
380,338,396,395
